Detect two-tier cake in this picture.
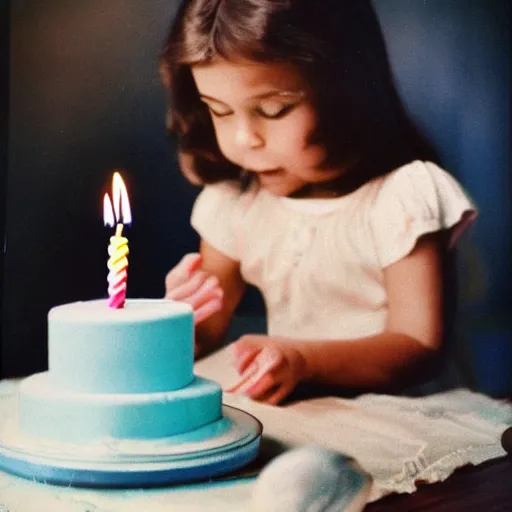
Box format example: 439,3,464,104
0,298,261,487
19,299,221,443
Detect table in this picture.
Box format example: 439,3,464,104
219,446,512,511
1,454,510,511
367,456,512,511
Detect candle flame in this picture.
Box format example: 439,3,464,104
103,171,132,227
103,194,115,227
113,171,132,225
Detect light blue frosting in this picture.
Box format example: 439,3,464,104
19,299,223,444
48,299,194,393
19,373,222,443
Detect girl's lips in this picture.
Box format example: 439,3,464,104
257,168,284,178
248,166,281,173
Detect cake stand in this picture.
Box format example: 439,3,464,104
0,405,262,488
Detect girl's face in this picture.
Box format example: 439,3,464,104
191,58,342,197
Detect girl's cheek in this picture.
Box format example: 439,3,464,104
212,125,231,155
216,134,234,160
216,125,245,164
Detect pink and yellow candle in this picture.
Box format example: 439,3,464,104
103,172,132,309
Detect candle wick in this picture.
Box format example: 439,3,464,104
115,224,124,237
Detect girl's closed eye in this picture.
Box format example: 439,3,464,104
202,97,302,120
205,103,233,118
254,101,297,119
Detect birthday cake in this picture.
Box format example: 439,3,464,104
18,299,223,444
0,172,260,486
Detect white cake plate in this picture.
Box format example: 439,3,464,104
0,405,262,488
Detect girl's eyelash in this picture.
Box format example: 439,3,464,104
208,107,232,118
207,103,297,120
257,103,296,119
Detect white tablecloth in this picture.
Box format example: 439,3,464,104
1,351,510,510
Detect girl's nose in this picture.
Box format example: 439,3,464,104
234,119,264,150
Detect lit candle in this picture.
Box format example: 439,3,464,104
103,171,132,309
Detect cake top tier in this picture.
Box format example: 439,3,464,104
49,299,193,324
48,298,195,394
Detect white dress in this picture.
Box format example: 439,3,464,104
191,160,477,342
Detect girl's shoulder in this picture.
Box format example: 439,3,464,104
373,160,463,196
368,160,477,267
370,160,476,221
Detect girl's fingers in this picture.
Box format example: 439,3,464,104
186,275,223,309
248,346,282,375
233,346,260,374
236,371,277,399
166,271,214,301
238,369,291,405
194,297,223,325
231,337,267,373
164,252,223,326
165,253,202,291
228,349,282,394
225,364,259,393
261,383,293,405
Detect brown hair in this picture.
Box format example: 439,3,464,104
161,0,439,187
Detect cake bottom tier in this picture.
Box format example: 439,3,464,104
19,372,222,444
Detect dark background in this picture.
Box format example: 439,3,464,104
1,1,511,394
0,2,8,377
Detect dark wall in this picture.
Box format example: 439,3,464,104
1,1,10,375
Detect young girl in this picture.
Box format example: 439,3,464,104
161,0,477,404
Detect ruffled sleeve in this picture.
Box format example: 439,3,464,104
370,161,478,268
190,182,246,260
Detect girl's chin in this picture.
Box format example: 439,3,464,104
259,182,302,197
256,176,305,197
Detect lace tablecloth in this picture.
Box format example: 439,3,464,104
1,365,511,511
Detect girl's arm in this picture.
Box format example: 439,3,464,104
299,231,444,389
194,239,247,357
230,232,447,401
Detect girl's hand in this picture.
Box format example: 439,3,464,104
165,253,224,325
226,335,308,405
